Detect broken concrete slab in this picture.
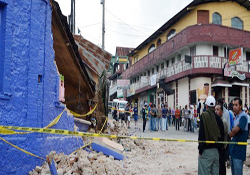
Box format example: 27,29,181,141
100,137,124,152
91,142,124,160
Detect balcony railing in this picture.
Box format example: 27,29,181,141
132,56,249,92
122,24,250,79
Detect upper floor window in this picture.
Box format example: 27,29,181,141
171,57,175,65
212,12,222,25
156,65,159,72
157,39,161,47
177,54,181,62
148,44,155,53
213,46,218,56
161,63,164,69
148,70,150,76
167,29,176,40
152,68,154,74
231,17,243,30
190,46,196,57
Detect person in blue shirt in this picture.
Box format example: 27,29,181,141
133,103,139,129
161,104,168,131
229,97,248,175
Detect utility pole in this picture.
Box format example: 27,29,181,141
101,0,105,50
69,0,75,34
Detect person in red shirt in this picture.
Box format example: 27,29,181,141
175,106,180,131
194,106,197,130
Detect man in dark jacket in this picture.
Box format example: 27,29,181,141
198,96,224,175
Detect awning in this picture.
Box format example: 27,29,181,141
211,79,232,88
231,81,249,87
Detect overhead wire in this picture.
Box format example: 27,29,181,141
105,8,148,36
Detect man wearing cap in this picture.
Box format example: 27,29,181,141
229,97,248,175
198,96,224,175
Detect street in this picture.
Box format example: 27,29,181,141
127,118,198,141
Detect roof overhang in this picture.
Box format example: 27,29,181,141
212,79,232,87
231,82,249,87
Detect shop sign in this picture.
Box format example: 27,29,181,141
224,63,246,80
229,48,243,66
117,79,130,89
127,84,135,97
231,71,246,81
117,89,123,98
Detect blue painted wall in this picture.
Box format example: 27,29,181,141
0,0,83,174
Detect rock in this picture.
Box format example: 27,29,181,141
109,155,114,160
35,166,42,173
96,165,105,175
89,128,95,133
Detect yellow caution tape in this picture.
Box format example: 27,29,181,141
0,137,45,160
70,116,108,155
0,128,17,135
43,109,66,129
0,125,248,145
108,107,133,114
69,104,97,118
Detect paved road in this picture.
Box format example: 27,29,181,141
127,118,198,141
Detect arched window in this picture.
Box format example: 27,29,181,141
167,29,176,40
157,39,161,47
212,12,222,25
148,44,155,53
231,17,243,30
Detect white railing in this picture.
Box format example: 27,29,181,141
129,56,249,92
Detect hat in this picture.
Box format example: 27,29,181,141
149,102,152,106
206,96,216,107
145,103,148,106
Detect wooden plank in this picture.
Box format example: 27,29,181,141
100,137,124,152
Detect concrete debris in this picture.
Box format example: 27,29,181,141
107,119,128,136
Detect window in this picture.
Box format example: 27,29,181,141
156,65,159,72
167,29,176,40
212,12,222,25
231,17,243,30
190,91,197,104
161,63,164,69
213,46,218,56
224,47,229,58
190,46,196,57
246,52,250,61
177,54,181,62
144,72,146,76
148,70,150,76
148,44,155,53
152,68,154,74
157,39,161,47
171,57,175,65
166,60,169,67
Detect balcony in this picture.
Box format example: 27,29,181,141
132,55,249,94
122,24,250,80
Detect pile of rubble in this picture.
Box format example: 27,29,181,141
106,120,128,136
29,138,148,175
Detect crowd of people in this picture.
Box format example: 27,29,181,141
112,96,250,175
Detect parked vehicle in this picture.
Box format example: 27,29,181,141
112,99,128,120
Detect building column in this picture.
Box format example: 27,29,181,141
242,86,245,106
225,87,229,105
248,86,250,108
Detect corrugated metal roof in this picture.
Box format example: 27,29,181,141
115,47,134,56
74,35,112,76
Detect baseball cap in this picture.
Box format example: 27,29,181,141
206,96,216,107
